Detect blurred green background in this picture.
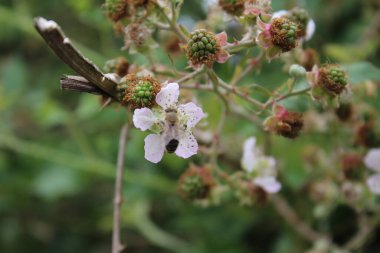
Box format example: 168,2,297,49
1,0,380,253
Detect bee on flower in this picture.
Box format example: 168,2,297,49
133,83,205,163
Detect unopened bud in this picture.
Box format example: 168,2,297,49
289,64,306,78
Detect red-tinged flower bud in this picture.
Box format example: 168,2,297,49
355,123,380,148
335,103,353,122
178,165,214,201
117,74,161,109
264,105,304,139
219,0,245,16
104,0,129,22
340,153,364,181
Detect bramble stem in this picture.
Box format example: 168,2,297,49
112,123,130,253
34,17,119,100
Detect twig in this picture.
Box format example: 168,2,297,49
112,123,130,253
263,87,311,111
176,66,206,84
34,17,119,100
271,195,326,242
60,75,105,95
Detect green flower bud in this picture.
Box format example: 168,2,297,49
319,65,348,96
186,29,221,67
289,64,306,78
178,165,214,201
118,74,161,109
270,18,302,52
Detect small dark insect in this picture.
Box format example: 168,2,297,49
166,139,179,153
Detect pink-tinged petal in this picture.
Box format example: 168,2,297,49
244,7,261,17
364,148,380,172
271,10,289,19
257,31,272,49
133,108,155,131
305,19,316,41
155,83,179,109
216,50,230,63
241,137,257,173
254,176,282,193
215,32,227,46
274,105,289,120
367,174,380,195
178,102,205,128
175,132,198,159
144,134,165,163
256,17,270,31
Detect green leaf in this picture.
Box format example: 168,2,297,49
343,61,380,84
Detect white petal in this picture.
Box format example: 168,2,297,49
155,83,179,110
175,132,198,159
133,108,156,131
254,176,282,194
241,137,257,173
178,102,205,129
271,10,289,19
305,19,316,41
144,134,165,163
367,174,380,195
364,148,380,172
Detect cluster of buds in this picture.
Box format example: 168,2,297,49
186,29,229,68
178,165,214,201
263,105,304,139
257,17,302,60
117,74,161,109
307,64,349,102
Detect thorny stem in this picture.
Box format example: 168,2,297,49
112,123,130,253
